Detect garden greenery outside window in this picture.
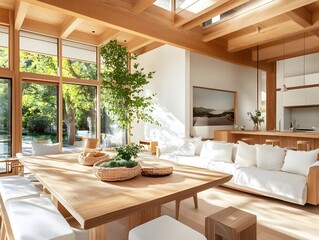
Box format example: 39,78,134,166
62,84,97,148
62,40,97,80
0,26,9,69
22,83,58,155
20,31,58,76
0,78,11,158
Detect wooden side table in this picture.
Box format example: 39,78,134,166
205,206,257,240
139,140,158,154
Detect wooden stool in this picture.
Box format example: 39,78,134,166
175,194,198,220
265,139,280,146
205,206,257,240
297,141,311,151
240,138,253,145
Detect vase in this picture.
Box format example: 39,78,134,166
253,123,260,131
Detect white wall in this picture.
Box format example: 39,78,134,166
132,45,259,144
190,52,259,138
131,45,188,145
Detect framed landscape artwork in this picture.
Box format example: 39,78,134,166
193,86,236,126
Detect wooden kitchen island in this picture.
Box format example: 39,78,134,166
214,130,319,149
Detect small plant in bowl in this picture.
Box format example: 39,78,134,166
94,143,142,181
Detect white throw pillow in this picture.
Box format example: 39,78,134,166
235,141,256,166
256,144,286,171
31,142,60,156
281,149,319,176
195,141,204,156
200,141,233,163
176,138,200,156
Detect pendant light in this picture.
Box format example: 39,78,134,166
256,45,260,109
281,37,288,92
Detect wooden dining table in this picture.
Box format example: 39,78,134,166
20,153,232,240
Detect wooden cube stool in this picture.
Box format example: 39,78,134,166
265,139,280,146
297,141,311,151
205,206,257,240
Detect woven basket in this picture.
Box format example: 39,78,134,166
78,152,110,166
141,165,173,177
93,159,141,181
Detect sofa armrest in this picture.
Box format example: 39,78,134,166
307,166,319,205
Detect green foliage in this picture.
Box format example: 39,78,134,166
0,79,9,128
99,143,141,168
20,51,58,76
0,47,9,68
100,40,158,133
62,58,97,80
113,143,142,161
99,159,138,168
22,83,58,133
247,109,264,125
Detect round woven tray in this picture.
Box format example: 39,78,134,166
141,165,173,177
78,152,110,166
93,159,141,181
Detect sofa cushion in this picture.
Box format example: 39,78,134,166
234,166,307,205
256,144,286,171
281,149,319,176
176,137,201,156
200,141,233,163
234,141,256,166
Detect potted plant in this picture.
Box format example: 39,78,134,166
247,109,264,130
93,143,142,181
100,40,159,142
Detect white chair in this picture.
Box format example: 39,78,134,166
5,196,75,240
128,215,207,240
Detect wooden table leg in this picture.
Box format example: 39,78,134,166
129,205,161,230
89,224,107,240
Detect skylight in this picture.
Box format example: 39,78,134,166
203,0,275,27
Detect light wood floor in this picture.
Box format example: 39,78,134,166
107,186,319,240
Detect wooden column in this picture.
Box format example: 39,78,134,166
266,62,276,131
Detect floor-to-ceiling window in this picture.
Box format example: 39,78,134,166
0,78,12,158
0,26,9,68
21,82,58,154
62,84,96,148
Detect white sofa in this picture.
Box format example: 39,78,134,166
157,139,319,205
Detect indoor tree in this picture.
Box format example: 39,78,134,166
100,40,158,142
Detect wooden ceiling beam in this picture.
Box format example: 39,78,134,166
60,16,82,38
67,30,98,45
228,20,304,52
182,0,250,30
22,0,259,68
21,18,59,37
228,10,319,53
203,0,318,42
251,34,319,62
285,7,312,28
126,37,154,52
311,29,319,38
98,28,121,45
15,1,29,30
0,8,10,25
134,41,164,55
174,0,229,27
132,0,156,14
